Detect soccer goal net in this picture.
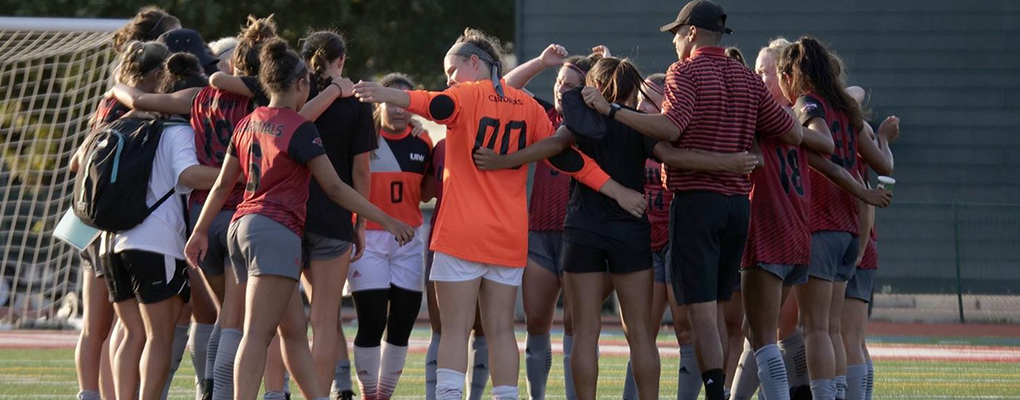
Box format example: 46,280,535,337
0,17,125,329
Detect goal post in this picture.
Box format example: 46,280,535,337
0,17,125,328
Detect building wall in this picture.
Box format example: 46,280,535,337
516,0,1020,293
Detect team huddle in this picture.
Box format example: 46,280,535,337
69,1,900,400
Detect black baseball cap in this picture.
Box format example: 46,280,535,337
157,29,219,75
660,0,733,35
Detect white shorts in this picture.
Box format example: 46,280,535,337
429,252,525,286
346,230,425,293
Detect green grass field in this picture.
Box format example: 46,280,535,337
2,328,1019,399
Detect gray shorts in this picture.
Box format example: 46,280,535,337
663,248,684,299
808,231,859,282
528,231,563,276
228,214,303,283
652,247,668,284
302,231,353,266
190,209,235,277
845,268,875,302
751,263,809,286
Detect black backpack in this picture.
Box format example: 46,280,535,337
73,117,186,232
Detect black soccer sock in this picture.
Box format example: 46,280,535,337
702,368,727,400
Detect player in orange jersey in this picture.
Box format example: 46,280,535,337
353,28,644,400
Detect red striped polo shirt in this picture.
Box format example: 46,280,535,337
661,46,795,195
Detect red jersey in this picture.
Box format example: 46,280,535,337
190,86,253,208
645,160,673,251
528,100,569,231
366,127,433,230
742,137,812,267
661,47,796,195
91,96,129,130
407,80,609,267
227,107,325,236
859,226,878,270
799,94,860,235
427,139,447,239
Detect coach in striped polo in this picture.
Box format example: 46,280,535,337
580,1,803,399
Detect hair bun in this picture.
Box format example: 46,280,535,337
259,38,289,64
242,15,278,42
165,52,202,78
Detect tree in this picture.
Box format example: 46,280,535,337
4,0,515,89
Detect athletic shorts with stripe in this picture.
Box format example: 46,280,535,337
429,251,524,287
103,250,190,304
347,230,425,292
228,214,303,283
528,230,564,276
845,268,875,302
807,231,859,282
189,209,234,277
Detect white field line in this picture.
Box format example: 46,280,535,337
3,332,1020,363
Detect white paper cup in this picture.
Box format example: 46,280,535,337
877,176,896,193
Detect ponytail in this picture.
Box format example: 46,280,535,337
233,15,278,77
300,30,347,91
585,57,645,107
119,40,170,85
777,36,864,127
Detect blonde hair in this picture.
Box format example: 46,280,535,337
759,37,793,59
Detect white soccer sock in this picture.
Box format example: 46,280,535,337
190,322,214,399
354,345,381,400
836,375,847,399
563,335,577,400
731,340,761,400
436,368,465,400
755,344,790,400
377,342,409,400
426,332,441,400
678,344,703,400
865,359,874,400
467,335,489,400
492,385,519,400
845,364,867,400
778,330,809,389
263,391,286,400
77,390,101,400
525,333,552,400
810,379,836,400
212,328,242,400
160,324,190,400
331,359,353,395
205,323,221,382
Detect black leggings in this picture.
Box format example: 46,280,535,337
352,285,422,347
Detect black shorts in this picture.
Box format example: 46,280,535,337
561,229,652,274
104,250,190,304
669,191,750,305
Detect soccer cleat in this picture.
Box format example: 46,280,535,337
790,384,813,400
331,390,356,400
202,379,214,400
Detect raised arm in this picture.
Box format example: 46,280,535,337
352,81,411,109
855,197,875,266
654,142,759,174
856,122,893,176
807,151,891,207
473,125,577,170
111,83,198,115
209,72,254,97
504,44,567,89
299,78,355,121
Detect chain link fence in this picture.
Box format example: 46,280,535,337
872,202,1020,323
